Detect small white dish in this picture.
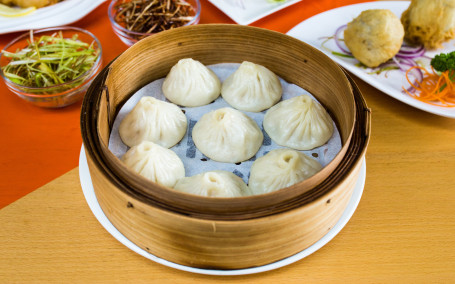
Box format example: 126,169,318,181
208,0,301,25
286,1,455,118
0,0,106,34
79,145,366,275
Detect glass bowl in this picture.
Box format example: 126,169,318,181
0,27,103,108
108,0,201,46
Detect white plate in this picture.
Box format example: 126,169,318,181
79,145,366,275
287,1,455,118
208,0,301,25
0,0,106,34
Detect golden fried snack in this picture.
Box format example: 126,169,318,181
0,0,59,8
401,0,455,49
344,9,404,68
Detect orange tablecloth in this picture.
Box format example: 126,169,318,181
0,0,366,208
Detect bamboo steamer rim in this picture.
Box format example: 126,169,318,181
81,24,370,220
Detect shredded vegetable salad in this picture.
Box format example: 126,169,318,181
1,30,99,89
402,51,455,107
322,24,455,107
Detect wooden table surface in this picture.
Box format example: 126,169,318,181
2,75,455,282
2,0,455,282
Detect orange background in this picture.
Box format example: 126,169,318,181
0,0,366,208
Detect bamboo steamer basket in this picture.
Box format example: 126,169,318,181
81,24,371,269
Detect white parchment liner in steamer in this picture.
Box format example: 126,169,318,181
108,63,342,185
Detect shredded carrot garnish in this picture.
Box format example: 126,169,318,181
403,66,455,107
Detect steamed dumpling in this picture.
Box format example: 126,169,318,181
174,171,252,197
192,107,263,163
119,97,187,148
162,58,221,107
263,95,334,150
121,141,185,187
221,61,282,112
248,148,322,195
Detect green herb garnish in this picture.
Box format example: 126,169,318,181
430,51,455,73
331,51,354,58
1,30,99,92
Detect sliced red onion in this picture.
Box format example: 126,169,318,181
405,85,417,93
391,56,423,93
398,57,418,66
395,43,425,59
398,44,424,54
392,57,408,71
396,48,426,59
334,24,352,55
411,68,423,86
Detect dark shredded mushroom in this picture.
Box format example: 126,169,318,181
114,0,195,34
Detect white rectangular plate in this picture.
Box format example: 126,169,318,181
208,0,301,25
287,1,455,118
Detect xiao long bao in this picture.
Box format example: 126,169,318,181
115,59,336,198
119,97,187,148
192,107,263,163
221,61,282,112
121,141,185,188
162,58,221,107
173,171,252,198
263,95,334,150
248,148,322,195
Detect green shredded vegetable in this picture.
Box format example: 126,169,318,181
367,66,399,75
1,30,99,89
320,36,355,59
331,51,354,58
